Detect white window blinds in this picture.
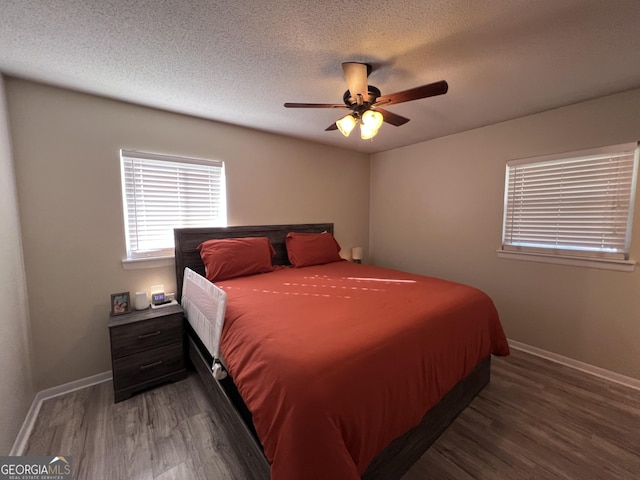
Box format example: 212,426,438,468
502,142,639,260
121,150,227,259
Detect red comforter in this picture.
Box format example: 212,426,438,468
217,261,509,480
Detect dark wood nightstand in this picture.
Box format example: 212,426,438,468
108,304,186,402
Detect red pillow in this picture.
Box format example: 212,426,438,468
197,237,275,282
286,232,342,267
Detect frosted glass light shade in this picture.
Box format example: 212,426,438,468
360,124,379,139
362,110,383,130
336,114,356,137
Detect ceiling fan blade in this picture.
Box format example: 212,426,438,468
284,102,346,108
325,123,338,131
375,80,448,106
342,62,369,100
375,107,410,127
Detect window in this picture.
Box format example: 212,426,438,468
500,142,638,270
120,150,226,261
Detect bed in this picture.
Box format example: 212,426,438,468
174,223,509,480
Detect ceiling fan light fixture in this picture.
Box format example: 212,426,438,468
360,123,379,140
336,114,357,137
284,62,448,141
362,109,383,130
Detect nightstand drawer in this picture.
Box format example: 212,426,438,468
110,313,182,358
112,342,184,390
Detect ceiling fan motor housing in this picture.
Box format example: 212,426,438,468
343,86,381,117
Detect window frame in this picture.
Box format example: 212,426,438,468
120,150,227,267
498,142,638,272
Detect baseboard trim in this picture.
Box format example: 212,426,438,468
10,370,112,456
508,339,640,392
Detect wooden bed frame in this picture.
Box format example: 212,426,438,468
174,223,490,480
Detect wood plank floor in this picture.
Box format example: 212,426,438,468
23,349,640,479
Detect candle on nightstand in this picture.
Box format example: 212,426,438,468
134,291,149,310
352,246,363,264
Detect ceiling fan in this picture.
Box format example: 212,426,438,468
284,62,448,139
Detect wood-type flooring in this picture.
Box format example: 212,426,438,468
23,349,640,479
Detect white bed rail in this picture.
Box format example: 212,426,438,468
181,267,228,379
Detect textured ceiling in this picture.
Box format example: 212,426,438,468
1,0,640,154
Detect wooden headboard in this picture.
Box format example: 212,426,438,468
174,223,334,301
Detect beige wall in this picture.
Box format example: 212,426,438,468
7,78,370,391
0,76,34,453
370,88,640,381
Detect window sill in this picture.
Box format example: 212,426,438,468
496,250,636,272
122,256,175,270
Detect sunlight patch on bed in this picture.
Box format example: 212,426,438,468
346,277,416,284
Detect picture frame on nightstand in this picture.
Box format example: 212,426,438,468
110,291,130,316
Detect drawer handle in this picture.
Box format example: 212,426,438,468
138,330,161,340
140,360,163,370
